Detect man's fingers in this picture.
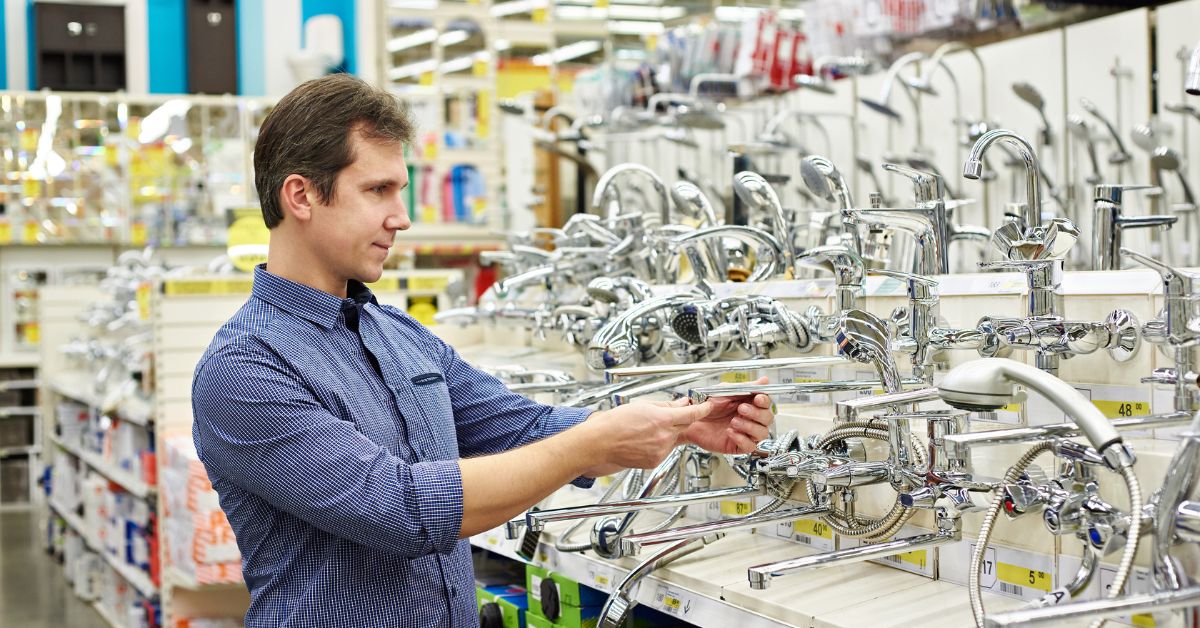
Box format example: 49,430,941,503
752,393,772,409
668,396,694,407
732,417,770,442
739,403,774,427
668,399,711,427
727,429,757,454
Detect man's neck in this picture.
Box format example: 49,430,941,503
265,232,347,298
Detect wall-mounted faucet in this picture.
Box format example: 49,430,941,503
1120,248,1200,413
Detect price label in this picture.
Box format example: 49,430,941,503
368,277,401,292
719,500,753,516
473,60,488,77
794,519,832,540
997,561,1052,594
136,283,152,321
409,275,449,293
22,221,39,244
651,584,689,616
585,563,615,591
22,323,40,346
718,371,754,384
420,72,435,86
420,205,439,224
130,222,147,246
532,7,547,22
595,0,609,7
645,34,658,52
1093,400,1149,419
0,221,11,243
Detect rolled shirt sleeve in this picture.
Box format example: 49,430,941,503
193,339,463,557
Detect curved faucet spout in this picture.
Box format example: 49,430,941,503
964,129,1042,230
591,164,670,225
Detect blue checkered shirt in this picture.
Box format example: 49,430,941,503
192,265,592,627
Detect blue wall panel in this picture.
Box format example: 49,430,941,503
238,0,266,95
148,0,187,94
0,2,7,89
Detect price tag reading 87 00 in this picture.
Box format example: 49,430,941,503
720,500,753,516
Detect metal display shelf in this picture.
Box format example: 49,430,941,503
0,445,40,458
0,378,40,391
49,499,158,598
469,528,791,628
50,436,155,499
0,406,41,418
49,371,153,427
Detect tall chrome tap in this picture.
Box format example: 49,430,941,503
963,129,1043,231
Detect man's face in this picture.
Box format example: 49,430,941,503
308,131,412,285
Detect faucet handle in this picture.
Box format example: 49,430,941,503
870,269,938,301
881,162,945,203
1120,247,1199,298
1094,183,1161,204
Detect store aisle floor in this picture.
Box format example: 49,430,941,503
1,509,108,628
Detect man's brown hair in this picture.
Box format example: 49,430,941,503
254,73,415,228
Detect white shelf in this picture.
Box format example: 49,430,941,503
50,437,155,499
470,529,792,628
0,378,39,391
0,406,41,418
395,223,505,244
91,601,124,628
50,498,158,599
166,566,244,591
0,445,39,457
439,75,494,91
0,353,39,368
48,371,153,427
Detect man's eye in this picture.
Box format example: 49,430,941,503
371,185,388,194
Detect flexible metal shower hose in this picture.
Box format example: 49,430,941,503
1091,465,1143,628
805,421,927,540
970,443,1053,627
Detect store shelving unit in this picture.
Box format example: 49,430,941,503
0,369,41,510
37,269,463,627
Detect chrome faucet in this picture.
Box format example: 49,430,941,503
1121,248,1200,413
1092,184,1175,270
964,129,1043,231
1189,42,1200,95
843,163,950,275
795,245,866,337
591,163,671,226
585,291,703,370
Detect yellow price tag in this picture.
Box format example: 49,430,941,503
421,205,439,224
420,72,435,86
997,562,1052,593
22,323,40,346
423,140,438,160
595,0,609,7
408,296,438,325
227,212,270,272
473,60,488,77
20,129,38,151
23,178,41,198
22,221,39,244
896,549,927,569
532,7,547,22
999,402,1022,413
594,574,609,586
130,222,147,246
163,278,255,296
1132,613,1157,627
719,501,753,516
1093,400,1149,419
719,371,752,384
645,34,658,52
0,221,12,243
136,283,152,321
409,276,449,293
662,595,681,610
794,519,832,539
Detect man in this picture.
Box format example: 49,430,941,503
192,74,775,627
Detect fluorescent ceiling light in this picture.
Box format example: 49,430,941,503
388,58,439,80
714,6,764,22
555,4,683,20
387,28,437,52
438,29,471,46
532,40,602,65
490,0,548,17
440,51,490,74
389,0,437,9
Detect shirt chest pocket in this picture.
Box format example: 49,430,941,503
402,372,459,460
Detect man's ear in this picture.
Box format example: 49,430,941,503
279,174,316,224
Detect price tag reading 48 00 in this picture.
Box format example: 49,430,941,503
1093,400,1150,418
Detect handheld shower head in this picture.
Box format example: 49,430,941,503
1186,42,1200,96
801,155,854,210
939,358,1125,459
836,309,901,393
670,181,720,227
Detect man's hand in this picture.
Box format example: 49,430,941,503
676,376,774,454
585,398,713,469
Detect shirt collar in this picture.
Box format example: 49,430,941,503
252,264,378,330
